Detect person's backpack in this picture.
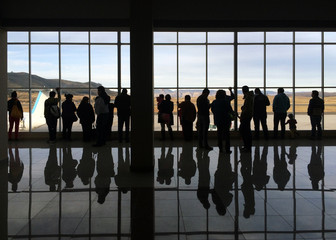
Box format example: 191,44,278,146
50,105,60,118
10,101,23,119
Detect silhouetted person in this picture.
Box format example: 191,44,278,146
211,153,235,216
114,88,131,143
308,145,324,190
8,146,24,192
107,102,115,140
225,87,236,102
94,146,115,204
77,146,95,185
197,88,212,150
285,144,298,165
273,145,291,191
44,145,61,191
285,113,298,139
44,88,60,143
253,88,270,140
178,95,196,141
239,85,254,152
94,86,110,147
211,89,233,154
77,96,95,142
273,88,290,139
196,148,211,209
7,91,23,141
158,94,174,140
157,146,174,185
62,146,78,188
308,90,324,140
240,150,255,218
115,147,131,193
178,143,196,185
61,93,77,140
252,145,270,191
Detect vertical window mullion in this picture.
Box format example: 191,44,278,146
321,31,325,130
293,32,296,116
28,32,32,132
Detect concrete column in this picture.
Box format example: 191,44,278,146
0,29,8,239
130,0,154,171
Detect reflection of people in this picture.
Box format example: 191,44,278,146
240,150,255,218
178,95,196,141
252,145,270,191
197,88,212,150
44,145,61,191
239,85,254,152
253,88,270,140
115,147,131,193
94,146,115,204
62,146,78,188
178,143,196,185
196,148,210,209
308,90,324,140
77,146,95,185
44,88,60,143
285,144,298,165
158,94,174,141
114,88,131,143
77,96,95,142
273,88,290,139
8,146,24,192
94,86,110,147
308,145,324,190
7,91,23,141
61,93,77,140
273,145,291,191
156,146,174,185
211,153,235,216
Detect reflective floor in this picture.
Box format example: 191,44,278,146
4,137,336,239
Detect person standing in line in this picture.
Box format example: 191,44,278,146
211,90,233,154
285,113,298,139
158,94,174,140
253,88,270,140
93,86,110,147
196,88,213,150
272,87,290,139
44,88,60,143
77,96,95,142
239,85,254,152
61,94,77,140
114,88,131,143
7,91,23,141
307,90,324,140
178,95,196,141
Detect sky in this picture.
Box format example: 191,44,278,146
7,31,336,92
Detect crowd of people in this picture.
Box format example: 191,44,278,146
7,86,325,152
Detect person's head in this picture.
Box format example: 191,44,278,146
159,94,164,99
202,88,210,96
81,96,89,104
288,113,294,119
165,94,171,101
65,93,73,100
12,183,18,192
215,89,226,100
11,91,17,98
97,86,105,95
185,95,191,101
312,90,319,98
242,85,249,94
312,180,319,190
278,87,284,94
122,88,127,95
49,91,56,98
254,88,261,95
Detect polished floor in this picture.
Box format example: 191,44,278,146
4,137,336,239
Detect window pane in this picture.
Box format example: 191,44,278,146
61,32,88,43
121,45,130,88
91,45,118,88
31,89,54,132
266,32,293,43
31,32,58,43
324,45,336,87
8,45,29,88
266,45,293,87
207,32,234,43
208,45,234,87
178,32,206,43
238,45,264,87
238,32,264,43
295,32,321,43
154,32,177,43
31,45,59,88
324,32,336,43
179,46,206,88
61,45,89,87
121,32,130,43
154,46,177,88
90,32,117,43
295,45,321,87
324,88,336,130
8,32,28,42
